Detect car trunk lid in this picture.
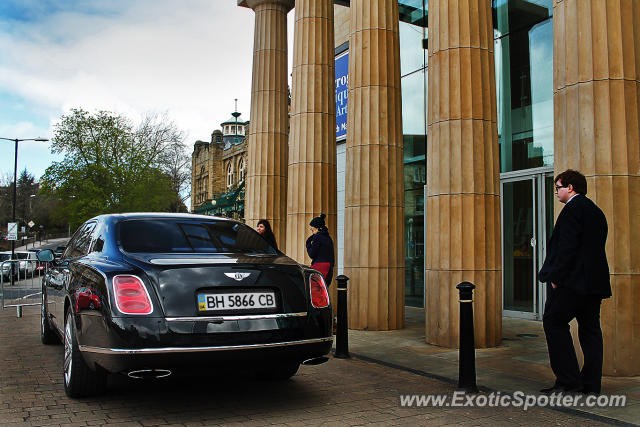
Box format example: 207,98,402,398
124,253,308,317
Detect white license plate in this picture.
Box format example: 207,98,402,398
197,292,276,312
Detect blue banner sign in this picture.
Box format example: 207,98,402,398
335,51,348,141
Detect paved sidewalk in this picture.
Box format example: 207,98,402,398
0,307,630,426
347,307,640,425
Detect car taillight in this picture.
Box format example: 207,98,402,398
113,275,152,315
310,273,330,308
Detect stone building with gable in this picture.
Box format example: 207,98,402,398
191,111,248,219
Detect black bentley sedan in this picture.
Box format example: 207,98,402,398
38,213,332,397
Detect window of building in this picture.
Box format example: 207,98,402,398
238,157,246,183
494,1,554,172
226,162,234,188
399,7,427,308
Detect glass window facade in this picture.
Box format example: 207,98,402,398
335,0,555,310
399,3,427,308
397,0,554,307
494,0,554,172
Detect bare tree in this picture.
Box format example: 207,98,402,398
157,141,192,212
136,112,191,212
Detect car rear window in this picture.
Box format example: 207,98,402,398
119,219,278,254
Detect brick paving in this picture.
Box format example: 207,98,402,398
0,307,620,426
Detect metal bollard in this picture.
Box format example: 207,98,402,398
16,305,22,318
333,275,350,359
456,281,478,392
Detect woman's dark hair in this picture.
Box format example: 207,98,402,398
257,219,278,251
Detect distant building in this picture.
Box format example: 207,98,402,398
191,111,248,220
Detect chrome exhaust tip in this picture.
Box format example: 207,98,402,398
302,356,329,366
127,369,172,379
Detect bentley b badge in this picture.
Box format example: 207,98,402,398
224,272,251,281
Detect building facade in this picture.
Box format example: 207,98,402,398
239,0,640,375
191,113,248,219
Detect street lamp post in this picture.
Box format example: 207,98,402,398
29,195,36,249
0,137,49,285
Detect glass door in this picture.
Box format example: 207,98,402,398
502,178,536,317
501,168,554,319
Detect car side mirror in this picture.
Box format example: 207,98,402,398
37,249,55,263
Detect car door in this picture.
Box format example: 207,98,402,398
48,222,96,331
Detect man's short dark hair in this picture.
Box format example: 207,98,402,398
555,169,587,195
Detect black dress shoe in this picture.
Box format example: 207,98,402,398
540,384,582,393
540,385,563,393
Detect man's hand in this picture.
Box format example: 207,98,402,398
552,283,557,289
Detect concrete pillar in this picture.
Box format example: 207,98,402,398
241,0,294,247
286,0,337,271
426,0,502,348
344,0,404,331
554,0,640,376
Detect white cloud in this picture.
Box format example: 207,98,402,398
0,0,279,180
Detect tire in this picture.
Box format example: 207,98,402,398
257,361,300,381
41,289,59,345
63,310,107,397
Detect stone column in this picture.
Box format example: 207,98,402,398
426,0,502,348
241,0,294,247
344,0,404,331
286,0,337,269
554,0,640,376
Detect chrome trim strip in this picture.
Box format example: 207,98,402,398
78,337,333,355
165,312,307,322
149,258,238,265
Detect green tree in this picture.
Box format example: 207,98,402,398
16,169,38,222
40,108,187,226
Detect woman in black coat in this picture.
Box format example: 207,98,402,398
306,213,335,286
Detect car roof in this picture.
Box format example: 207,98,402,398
90,213,242,230
91,212,234,222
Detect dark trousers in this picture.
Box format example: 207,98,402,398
542,285,604,393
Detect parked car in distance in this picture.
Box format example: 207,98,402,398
14,251,38,277
38,213,333,398
0,251,16,279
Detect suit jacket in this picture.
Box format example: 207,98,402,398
538,194,611,298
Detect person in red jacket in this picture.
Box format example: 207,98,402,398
306,213,335,286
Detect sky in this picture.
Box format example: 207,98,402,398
0,0,295,183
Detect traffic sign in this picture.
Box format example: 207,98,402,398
28,221,35,228
7,222,17,240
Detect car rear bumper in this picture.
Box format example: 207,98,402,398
79,336,332,355
75,309,333,373
79,337,333,373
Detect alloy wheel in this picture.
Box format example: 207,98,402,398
64,316,72,385
40,293,46,335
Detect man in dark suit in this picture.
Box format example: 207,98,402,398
538,169,611,394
